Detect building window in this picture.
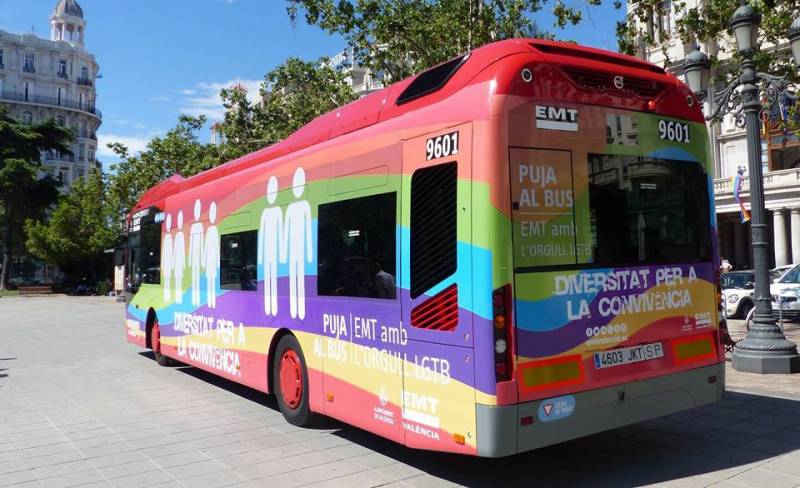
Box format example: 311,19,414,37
317,192,397,299
23,53,35,73
24,82,32,102
56,116,65,127
80,66,88,79
0,49,4,68
57,87,63,105
57,167,69,185
58,60,68,78
78,93,83,109
78,143,85,160
22,112,33,124
88,149,95,161
657,0,673,37
220,231,258,291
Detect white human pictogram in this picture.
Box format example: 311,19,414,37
203,202,220,309
161,214,173,302
173,211,186,303
258,176,283,316
282,168,313,320
188,199,204,307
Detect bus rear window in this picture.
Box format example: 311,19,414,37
586,154,711,266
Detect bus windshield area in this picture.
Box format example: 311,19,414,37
587,154,712,266
126,213,161,291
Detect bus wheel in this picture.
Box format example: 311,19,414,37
151,320,170,367
273,335,313,426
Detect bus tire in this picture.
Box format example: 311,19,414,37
273,334,313,427
151,319,170,367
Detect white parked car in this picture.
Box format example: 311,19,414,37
770,264,800,318
721,270,755,319
770,264,794,283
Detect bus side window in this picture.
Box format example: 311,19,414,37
220,230,258,291
317,192,397,299
410,161,457,298
140,222,161,285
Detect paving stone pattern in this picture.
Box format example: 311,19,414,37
0,296,799,487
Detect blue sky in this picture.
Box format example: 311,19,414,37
0,0,626,166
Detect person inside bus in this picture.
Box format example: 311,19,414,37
371,261,396,299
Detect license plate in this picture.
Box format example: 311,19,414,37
593,342,664,369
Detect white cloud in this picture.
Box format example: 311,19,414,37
96,134,152,157
179,79,262,122
149,95,170,102
180,89,197,96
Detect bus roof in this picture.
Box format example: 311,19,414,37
134,38,691,210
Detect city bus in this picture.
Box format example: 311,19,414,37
124,39,724,457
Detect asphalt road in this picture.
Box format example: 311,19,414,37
1,296,799,488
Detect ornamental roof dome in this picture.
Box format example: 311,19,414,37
53,0,83,19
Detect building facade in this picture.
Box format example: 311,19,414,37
633,0,799,270
0,0,101,189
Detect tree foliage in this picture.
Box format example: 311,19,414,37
0,108,71,290
106,115,223,216
26,169,118,282
215,57,357,161
621,0,800,82
287,0,561,80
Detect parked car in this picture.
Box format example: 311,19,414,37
770,264,795,283
770,264,800,318
721,270,755,319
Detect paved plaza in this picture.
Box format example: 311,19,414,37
1,296,799,488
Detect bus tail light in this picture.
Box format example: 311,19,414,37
493,285,514,382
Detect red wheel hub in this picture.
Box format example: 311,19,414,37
279,349,303,409
152,321,161,355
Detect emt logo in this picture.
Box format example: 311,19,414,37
535,105,579,132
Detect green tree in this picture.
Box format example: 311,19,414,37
0,108,71,291
217,83,263,161
25,169,119,284
255,57,357,142
106,115,223,216
215,57,356,161
287,0,561,80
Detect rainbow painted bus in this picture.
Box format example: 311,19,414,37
124,39,724,457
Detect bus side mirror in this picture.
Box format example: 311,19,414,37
114,247,125,267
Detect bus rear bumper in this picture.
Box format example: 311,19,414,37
476,363,724,458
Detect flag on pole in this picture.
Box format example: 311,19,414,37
732,167,750,223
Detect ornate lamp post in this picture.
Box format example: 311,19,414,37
685,1,800,373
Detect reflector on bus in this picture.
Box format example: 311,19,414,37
518,355,586,392
671,334,716,365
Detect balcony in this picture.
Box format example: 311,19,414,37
77,129,97,141
714,168,800,214
45,153,75,163
77,77,92,87
22,65,35,74
0,91,102,119
57,71,68,80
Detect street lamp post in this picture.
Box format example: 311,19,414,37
685,1,800,373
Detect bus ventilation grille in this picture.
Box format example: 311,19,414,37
411,284,459,332
410,161,458,298
561,67,665,99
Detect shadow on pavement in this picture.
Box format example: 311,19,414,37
331,391,800,487
137,350,800,487
138,351,341,430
